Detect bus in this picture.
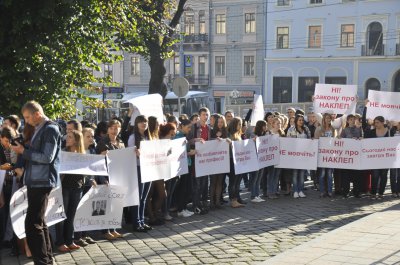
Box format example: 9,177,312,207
76,90,209,123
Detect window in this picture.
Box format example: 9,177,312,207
298,77,318,102
243,56,255,76
104,64,113,79
215,56,225,76
366,22,383,55
325,77,346,84
185,12,195,35
310,0,322,3
308,25,321,48
216,14,226,34
277,0,290,6
245,13,256,33
199,11,206,34
365,78,381,96
130,57,140,76
199,56,206,76
394,71,400,92
277,27,289,49
341,24,354,47
273,77,292,103
174,57,180,76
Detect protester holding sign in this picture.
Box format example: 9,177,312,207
364,115,390,199
269,117,286,199
127,115,153,232
314,113,337,198
250,120,267,202
56,130,86,252
227,117,245,208
95,119,125,239
340,115,363,198
286,115,311,198
209,115,229,209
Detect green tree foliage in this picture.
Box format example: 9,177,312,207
0,0,147,119
116,0,187,98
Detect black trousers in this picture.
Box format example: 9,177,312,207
342,169,361,196
26,187,53,265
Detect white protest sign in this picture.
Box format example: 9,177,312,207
313,84,357,114
195,140,230,177
232,139,259,174
10,186,66,239
140,139,170,182
125,94,164,124
276,138,318,170
59,152,108,176
360,137,400,170
108,147,139,207
168,138,189,179
0,170,5,194
74,185,127,232
318,138,362,169
256,135,280,169
367,90,400,121
250,94,264,126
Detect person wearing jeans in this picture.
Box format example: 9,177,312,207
11,101,62,265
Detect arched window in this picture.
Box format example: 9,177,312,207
366,22,383,56
394,70,400,92
365,78,381,96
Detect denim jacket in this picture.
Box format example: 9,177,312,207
22,121,62,188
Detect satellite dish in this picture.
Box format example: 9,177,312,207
172,77,189,97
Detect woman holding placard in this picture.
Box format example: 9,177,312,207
286,115,311,198
314,113,337,198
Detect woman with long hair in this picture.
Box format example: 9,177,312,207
127,115,153,232
287,115,311,198
250,120,267,202
56,130,86,252
314,113,337,198
227,117,245,208
209,115,229,209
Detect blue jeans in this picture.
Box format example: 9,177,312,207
390,168,400,194
56,187,82,246
292,169,305,193
267,167,279,195
372,169,388,195
319,168,333,194
131,166,151,227
250,170,262,198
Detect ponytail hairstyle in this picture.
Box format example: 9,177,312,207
159,123,177,139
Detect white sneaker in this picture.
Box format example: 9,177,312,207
256,196,265,202
251,197,265,203
177,211,192,218
293,192,299,198
183,209,194,216
164,214,173,221
298,191,306,198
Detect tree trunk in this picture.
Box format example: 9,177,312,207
148,56,167,98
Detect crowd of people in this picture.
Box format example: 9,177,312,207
0,100,399,265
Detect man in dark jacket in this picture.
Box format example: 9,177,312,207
11,101,61,265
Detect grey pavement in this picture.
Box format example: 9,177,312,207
1,183,400,265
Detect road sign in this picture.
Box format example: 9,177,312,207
184,55,192,67
172,77,189,98
105,93,123,100
103,87,124,93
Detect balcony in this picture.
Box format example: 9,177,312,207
361,44,385,56
169,74,209,86
183,34,208,43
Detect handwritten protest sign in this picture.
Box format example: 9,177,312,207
360,137,400,169
256,135,280,169
140,138,189,182
276,138,318,170
250,94,264,126
10,186,66,239
367,90,400,121
108,147,139,207
74,185,127,232
232,139,259,174
313,84,357,114
125,94,164,125
59,152,108,176
318,138,362,169
195,140,230,177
